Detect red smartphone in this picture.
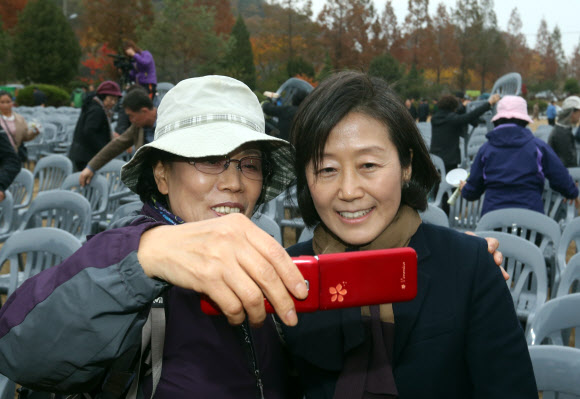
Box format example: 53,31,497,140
200,247,417,315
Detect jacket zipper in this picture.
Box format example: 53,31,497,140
238,320,265,399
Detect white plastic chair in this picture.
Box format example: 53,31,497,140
0,191,13,243
419,203,449,228
475,231,548,325
7,168,34,226
18,190,92,241
528,345,580,398
252,212,282,245
32,154,73,194
555,218,580,292
0,227,82,300
555,253,580,298
476,208,561,290
0,374,15,399
526,293,580,348
61,172,109,232
448,194,485,232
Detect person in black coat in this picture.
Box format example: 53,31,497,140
0,127,21,203
262,89,308,141
430,93,500,174
68,81,122,171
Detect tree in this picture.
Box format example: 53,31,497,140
569,38,580,82
139,0,227,82
80,0,153,54
453,0,480,90
564,78,580,95
287,56,315,78
431,3,459,85
0,21,16,84
403,0,431,68
12,0,81,84
0,0,28,30
223,15,257,90
317,52,334,82
368,53,403,87
504,8,529,77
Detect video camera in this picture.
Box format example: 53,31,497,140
108,54,133,87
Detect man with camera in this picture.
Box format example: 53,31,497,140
121,39,157,100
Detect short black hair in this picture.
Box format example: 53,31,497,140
291,71,440,228
292,89,308,106
123,86,153,112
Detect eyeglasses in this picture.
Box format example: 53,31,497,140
183,156,271,181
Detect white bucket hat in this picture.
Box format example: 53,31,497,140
121,75,296,203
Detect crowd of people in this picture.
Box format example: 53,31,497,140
1,57,580,398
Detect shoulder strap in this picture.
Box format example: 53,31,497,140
125,296,165,399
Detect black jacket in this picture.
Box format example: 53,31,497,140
281,224,537,399
69,95,112,167
0,129,21,192
548,124,578,167
262,102,298,142
430,102,491,168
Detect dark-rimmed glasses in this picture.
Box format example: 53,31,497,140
180,156,271,181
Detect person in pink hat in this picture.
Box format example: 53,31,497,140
69,80,123,171
460,95,579,216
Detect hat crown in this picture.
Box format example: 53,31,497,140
562,96,580,110
96,80,121,97
155,76,264,142
492,95,532,124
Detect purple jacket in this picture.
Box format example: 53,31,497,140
462,124,579,216
0,204,295,398
129,50,157,85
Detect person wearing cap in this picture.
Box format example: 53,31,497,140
548,95,580,167
69,80,123,171
460,95,579,216
0,76,306,398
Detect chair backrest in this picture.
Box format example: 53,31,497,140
556,218,580,283
0,191,13,236
19,190,92,240
476,208,561,256
0,227,82,297
476,208,561,290
61,172,109,221
556,252,580,297
429,154,446,180
417,122,431,149
490,72,522,96
526,293,580,347
252,213,282,244
448,194,485,232
419,204,449,228
98,159,132,219
475,231,548,323
528,345,580,397
32,154,73,194
298,225,315,243
7,168,34,211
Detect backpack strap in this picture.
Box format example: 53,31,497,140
125,296,166,399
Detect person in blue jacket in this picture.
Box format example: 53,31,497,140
460,95,579,216
281,71,537,398
546,100,557,125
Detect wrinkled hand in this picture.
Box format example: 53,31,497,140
465,231,508,281
79,168,94,186
0,191,4,202
138,213,308,327
459,180,466,191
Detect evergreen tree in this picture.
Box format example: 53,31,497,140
12,0,81,84
316,52,334,82
287,56,315,78
0,21,15,84
368,53,403,85
223,15,256,90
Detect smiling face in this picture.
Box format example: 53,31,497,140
306,112,411,246
102,95,119,110
153,145,264,223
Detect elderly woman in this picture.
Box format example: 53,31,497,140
0,76,306,398
0,90,40,163
280,72,537,398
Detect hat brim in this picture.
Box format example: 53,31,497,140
491,111,533,124
121,122,296,203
